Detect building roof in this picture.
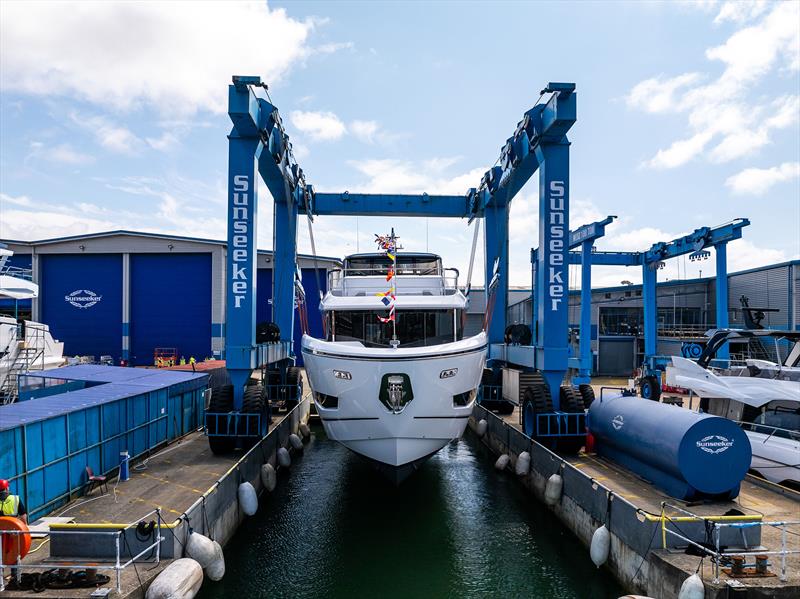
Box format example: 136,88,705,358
1,229,341,264
0,365,208,431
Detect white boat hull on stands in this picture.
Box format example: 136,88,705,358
302,332,487,481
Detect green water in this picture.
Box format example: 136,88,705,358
198,427,624,599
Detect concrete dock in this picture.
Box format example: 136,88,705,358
472,395,800,599
1,399,311,598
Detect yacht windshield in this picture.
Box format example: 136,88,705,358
329,309,461,347
345,255,441,276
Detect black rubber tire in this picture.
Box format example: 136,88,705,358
256,321,281,343
285,366,302,409
241,384,267,445
207,384,235,454
522,383,555,444
640,376,661,401
557,386,587,455
559,386,583,413
578,384,595,409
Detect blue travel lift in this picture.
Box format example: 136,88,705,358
557,218,750,401
206,75,590,454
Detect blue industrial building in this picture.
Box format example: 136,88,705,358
1,231,338,366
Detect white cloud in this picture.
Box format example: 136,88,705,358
70,113,144,154
0,1,341,115
350,120,380,144
27,142,94,165
625,73,703,114
145,131,180,152
629,2,800,169
289,110,347,141
646,132,713,169
724,162,800,195
346,158,483,195
713,1,768,24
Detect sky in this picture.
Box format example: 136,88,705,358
1,0,798,288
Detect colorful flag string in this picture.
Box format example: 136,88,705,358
374,232,398,325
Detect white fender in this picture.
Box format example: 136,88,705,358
289,433,303,450
299,423,311,438
476,419,488,437
515,451,531,476
590,525,610,567
238,482,258,516
277,447,291,468
544,473,563,506
260,463,277,492
677,574,704,599
146,558,203,599
205,541,225,582
494,454,510,471
185,532,216,568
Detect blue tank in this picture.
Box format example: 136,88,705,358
588,394,751,500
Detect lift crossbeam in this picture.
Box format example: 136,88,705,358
308,192,468,218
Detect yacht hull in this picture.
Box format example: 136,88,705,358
302,333,486,475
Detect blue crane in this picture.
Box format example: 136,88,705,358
209,75,581,453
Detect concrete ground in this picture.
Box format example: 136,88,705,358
496,378,800,594
1,427,271,598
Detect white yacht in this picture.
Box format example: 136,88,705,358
666,330,800,489
0,245,66,403
302,250,487,482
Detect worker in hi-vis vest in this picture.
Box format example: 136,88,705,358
0,479,27,524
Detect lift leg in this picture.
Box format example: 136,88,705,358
642,264,657,359
484,202,509,348
534,142,570,406
715,242,730,362
226,134,261,410
272,198,298,347
574,239,593,385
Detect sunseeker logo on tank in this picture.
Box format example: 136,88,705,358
696,435,734,455
65,289,102,309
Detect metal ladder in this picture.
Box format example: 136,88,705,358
0,325,45,404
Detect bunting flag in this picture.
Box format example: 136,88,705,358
374,231,399,324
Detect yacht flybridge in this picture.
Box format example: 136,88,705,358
302,238,487,482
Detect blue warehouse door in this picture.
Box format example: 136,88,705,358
41,254,123,360
130,253,212,366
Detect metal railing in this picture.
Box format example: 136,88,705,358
659,502,799,583
327,266,459,296
0,508,164,593
205,412,262,437
737,421,800,442
478,384,504,404
536,412,587,437
0,264,33,281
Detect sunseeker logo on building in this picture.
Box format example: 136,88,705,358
696,435,734,455
65,290,102,309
